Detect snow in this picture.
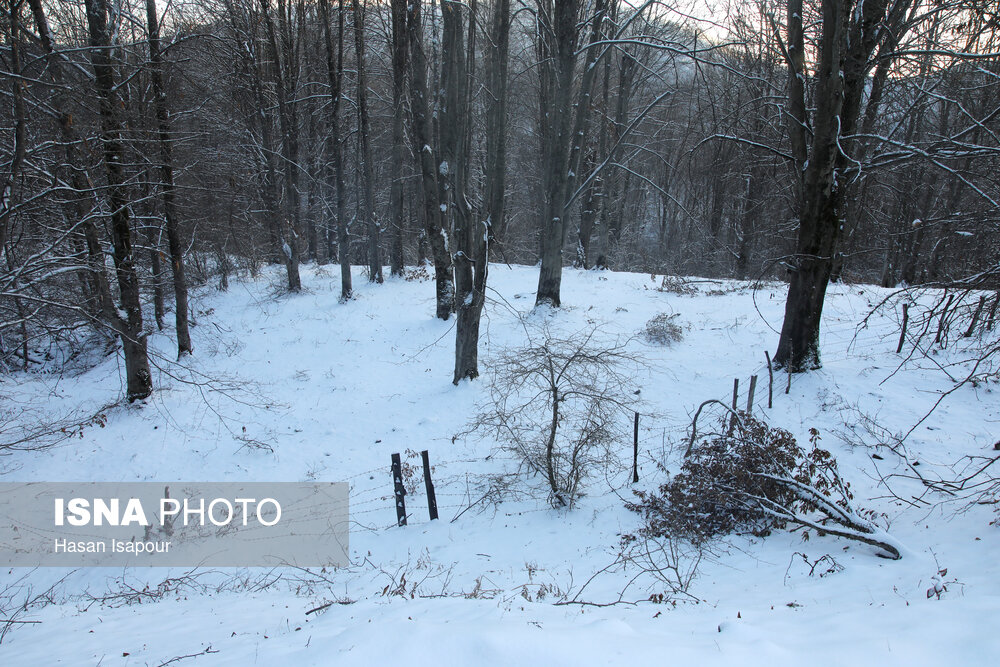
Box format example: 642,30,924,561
1,265,998,665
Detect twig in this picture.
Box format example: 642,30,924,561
156,647,219,667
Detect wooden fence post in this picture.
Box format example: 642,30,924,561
421,449,438,521
896,302,909,353
764,352,773,409
746,375,757,413
391,453,407,526
632,412,640,484
986,293,999,331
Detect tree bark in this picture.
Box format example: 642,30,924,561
775,0,894,371
83,0,153,401
406,0,454,319
261,0,302,292
352,0,383,283
389,0,408,277
145,0,192,357
318,0,353,301
535,0,606,307
453,0,497,383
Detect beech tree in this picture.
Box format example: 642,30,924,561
318,0,353,301
260,0,303,292
534,0,606,307
83,0,153,401
352,0,382,284
144,0,192,357
772,0,998,370
453,0,511,383
1,0,996,389
406,0,454,320
388,0,408,278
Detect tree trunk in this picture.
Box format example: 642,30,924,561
453,0,495,383
389,0,408,277
774,0,847,371
145,0,192,357
575,151,599,269
305,111,320,263
406,0,454,319
352,0,383,283
775,0,893,371
535,0,606,307
535,0,578,307
83,0,153,401
261,0,302,292
319,0,353,301
736,164,763,280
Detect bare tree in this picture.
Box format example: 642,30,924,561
470,322,640,507
352,0,383,283
406,0,454,320
83,0,153,401
388,0,408,277
771,0,995,371
144,0,192,357
318,0,353,301
260,0,303,292
534,0,607,307
453,0,512,383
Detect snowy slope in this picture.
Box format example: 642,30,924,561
1,264,998,665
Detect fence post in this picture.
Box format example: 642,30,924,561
746,375,757,413
896,303,909,353
391,453,407,527
632,412,640,484
987,293,999,331
764,351,773,409
421,449,438,521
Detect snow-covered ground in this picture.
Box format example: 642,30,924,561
1,264,998,665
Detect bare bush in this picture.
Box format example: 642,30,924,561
0,572,65,645
0,402,115,456
629,411,901,559
641,313,683,346
557,533,704,607
470,322,642,507
656,275,698,296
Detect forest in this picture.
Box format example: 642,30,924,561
1,0,997,389
1,2,1000,663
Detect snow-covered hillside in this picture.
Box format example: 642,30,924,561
2,265,998,665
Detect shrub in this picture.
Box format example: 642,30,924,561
628,412,900,559
656,275,698,295
642,313,683,346
470,322,641,508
